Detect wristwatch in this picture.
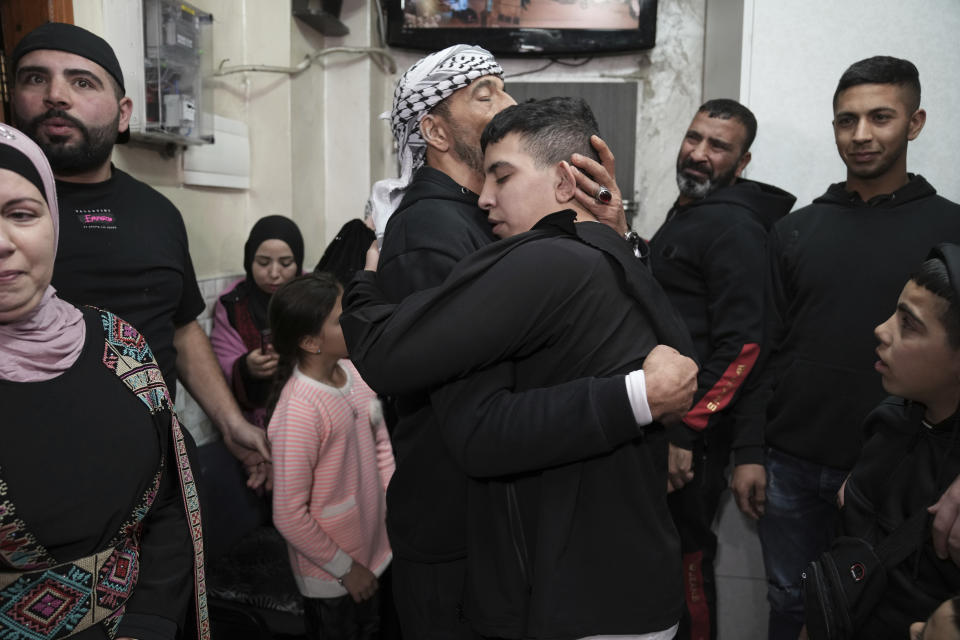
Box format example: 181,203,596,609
624,229,645,259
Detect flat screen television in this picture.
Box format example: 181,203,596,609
382,0,657,57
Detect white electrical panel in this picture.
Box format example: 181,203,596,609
102,0,213,146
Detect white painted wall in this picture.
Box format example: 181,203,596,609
740,0,960,209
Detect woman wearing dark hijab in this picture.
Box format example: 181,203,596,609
0,124,207,638
210,215,304,428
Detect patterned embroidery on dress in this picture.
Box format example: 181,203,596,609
0,478,56,572
97,310,210,640
172,412,210,640
100,312,170,414
94,543,139,611
100,606,123,640
0,565,93,639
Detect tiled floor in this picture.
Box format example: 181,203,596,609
715,490,769,639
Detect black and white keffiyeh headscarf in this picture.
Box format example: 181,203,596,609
370,44,502,243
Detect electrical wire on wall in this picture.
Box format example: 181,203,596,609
504,56,594,80
214,46,397,78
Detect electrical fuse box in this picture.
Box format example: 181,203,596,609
94,0,215,147
141,0,212,144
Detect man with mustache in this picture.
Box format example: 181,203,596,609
646,99,795,640
9,23,272,489
749,56,960,639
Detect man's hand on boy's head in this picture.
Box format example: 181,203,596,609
930,473,960,566
571,135,628,235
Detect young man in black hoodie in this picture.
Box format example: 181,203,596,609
648,99,796,640
748,56,960,639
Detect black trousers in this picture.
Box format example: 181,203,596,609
304,592,380,640
669,425,733,640
391,556,479,640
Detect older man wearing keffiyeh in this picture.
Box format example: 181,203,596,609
369,44,508,242
359,44,628,639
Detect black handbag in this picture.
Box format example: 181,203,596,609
801,507,928,640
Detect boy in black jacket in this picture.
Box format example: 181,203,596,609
747,56,960,639
839,245,960,638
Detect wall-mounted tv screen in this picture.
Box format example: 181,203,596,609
383,0,657,57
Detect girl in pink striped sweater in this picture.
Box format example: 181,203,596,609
267,272,394,639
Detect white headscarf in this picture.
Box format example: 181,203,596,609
369,44,502,244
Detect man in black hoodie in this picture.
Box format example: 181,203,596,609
748,56,960,639
648,99,796,640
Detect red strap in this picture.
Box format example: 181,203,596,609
684,343,760,431
683,550,711,640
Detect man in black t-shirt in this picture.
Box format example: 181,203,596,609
10,22,271,486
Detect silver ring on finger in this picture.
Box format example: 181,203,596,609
595,185,612,204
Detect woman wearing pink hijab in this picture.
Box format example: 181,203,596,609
0,124,208,640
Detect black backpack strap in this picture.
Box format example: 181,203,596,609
874,508,929,570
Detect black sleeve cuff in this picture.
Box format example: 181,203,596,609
592,375,644,446
668,423,699,449
234,349,254,386
733,445,765,466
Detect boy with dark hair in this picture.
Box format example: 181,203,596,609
343,97,699,639
839,245,960,638
749,55,960,638
833,55,921,111
480,95,601,165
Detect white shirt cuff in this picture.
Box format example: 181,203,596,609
323,548,353,579
625,369,653,427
